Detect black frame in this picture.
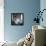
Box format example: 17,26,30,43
11,13,24,25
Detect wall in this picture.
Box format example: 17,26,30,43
0,0,4,42
40,0,46,26
4,0,40,42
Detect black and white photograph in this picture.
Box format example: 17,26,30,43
11,13,24,25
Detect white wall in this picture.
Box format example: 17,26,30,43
0,0,4,42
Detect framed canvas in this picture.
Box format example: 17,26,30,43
11,13,24,25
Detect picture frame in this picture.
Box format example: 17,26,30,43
11,13,24,25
